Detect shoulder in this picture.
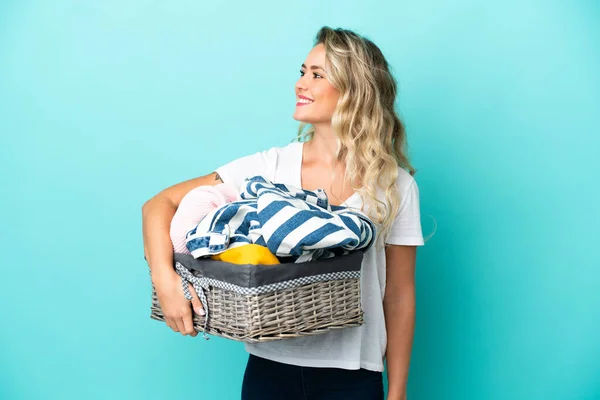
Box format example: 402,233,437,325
250,140,299,161
354,167,417,213
372,167,416,200
395,167,417,196
263,140,301,157
216,140,300,187
261,140,302,173
230,141,297,165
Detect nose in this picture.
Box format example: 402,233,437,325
295,74,309,92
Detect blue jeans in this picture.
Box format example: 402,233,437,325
241,354,384,400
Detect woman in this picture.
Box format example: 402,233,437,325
142,26,424,400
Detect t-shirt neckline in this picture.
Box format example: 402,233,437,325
295,141,360,207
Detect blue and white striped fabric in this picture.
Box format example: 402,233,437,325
185,176,376,263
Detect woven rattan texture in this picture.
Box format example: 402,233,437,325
150,278,363,342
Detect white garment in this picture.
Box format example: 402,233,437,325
215,140,424,372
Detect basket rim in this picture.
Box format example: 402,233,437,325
173,251,364,288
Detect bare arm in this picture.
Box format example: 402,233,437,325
383,245,417,400
142,171,223,278
141,171,223,335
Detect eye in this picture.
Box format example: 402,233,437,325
299,70,323,79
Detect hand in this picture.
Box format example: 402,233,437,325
153,270,204,336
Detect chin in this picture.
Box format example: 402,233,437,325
292,113,309,123
293,112,317,123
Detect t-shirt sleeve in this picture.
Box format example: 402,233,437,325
214,148,278,194
385,177,425,246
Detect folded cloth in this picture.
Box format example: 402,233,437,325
170,183,239,254
185,176,375,262
211,244,280,265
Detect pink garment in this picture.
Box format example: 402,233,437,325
170,183,240,254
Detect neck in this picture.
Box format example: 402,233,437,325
306,123,340,165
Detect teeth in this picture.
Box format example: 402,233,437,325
299,98,314,104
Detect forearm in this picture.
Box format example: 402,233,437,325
141,172,224,283
383,290,416,399
142,196,178,283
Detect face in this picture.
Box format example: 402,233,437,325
293,43,340,124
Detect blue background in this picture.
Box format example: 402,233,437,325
1,1,598,399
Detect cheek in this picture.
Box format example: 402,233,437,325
313,83,338,106
323,88,339,111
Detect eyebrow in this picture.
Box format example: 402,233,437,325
301,63,324,71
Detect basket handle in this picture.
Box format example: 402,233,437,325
175,262,211,340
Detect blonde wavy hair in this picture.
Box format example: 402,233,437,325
296,26,416,247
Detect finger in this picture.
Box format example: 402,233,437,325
165,317,179,333
183,314,197,336
175,318,187,336
188,283,205,316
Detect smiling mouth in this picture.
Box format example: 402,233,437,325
297,98,314,105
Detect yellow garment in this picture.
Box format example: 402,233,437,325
211,244,280,265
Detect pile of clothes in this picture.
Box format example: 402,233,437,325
170,176,375,265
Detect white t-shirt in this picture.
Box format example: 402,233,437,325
215,140,424,372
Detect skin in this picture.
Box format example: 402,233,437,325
294,43,357,205
295,43,416,400
141,42,416,400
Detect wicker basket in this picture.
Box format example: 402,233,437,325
150,251,364,343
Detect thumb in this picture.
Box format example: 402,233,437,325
188,283,205,316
